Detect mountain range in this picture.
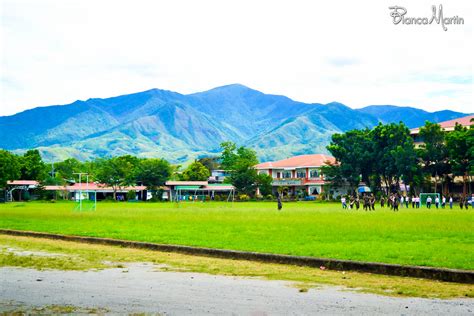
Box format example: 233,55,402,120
0,84,468,163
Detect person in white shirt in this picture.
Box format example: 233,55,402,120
449,196,453,209
435,196,440,209
400,196,404,208
442,196,446,208
426,196,432,209
341,196,347,209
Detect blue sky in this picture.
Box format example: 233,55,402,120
0,0,472,116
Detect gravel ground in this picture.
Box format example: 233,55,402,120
1,263,472,315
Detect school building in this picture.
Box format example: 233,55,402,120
410,114,474,146
255,154,338,197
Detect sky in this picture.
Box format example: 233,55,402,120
0,0,473,116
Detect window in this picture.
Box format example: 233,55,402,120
282,171,292,178
296,170,306,178
310,169,319,178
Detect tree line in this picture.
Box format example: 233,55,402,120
0,142,271,200
323,120,474,196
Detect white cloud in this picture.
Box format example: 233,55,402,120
0,0,472,116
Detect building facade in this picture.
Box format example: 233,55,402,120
255,154,337,197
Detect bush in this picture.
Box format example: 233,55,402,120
104,196,115,202
265,194,274,201
238,194,250,201
127,190,136,201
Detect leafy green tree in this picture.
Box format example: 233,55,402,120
95,156,138,200
181,161,210,181
446,123,472,195
54,158,83,183
0,150,20,188
370,123,418,194
256,173,273,196
19,149,47,181
327,128,373,191
134,158,172,199
417,121,449,193
197,157,220,173
220,141,238,171
469,118,474,175
219,142,259,196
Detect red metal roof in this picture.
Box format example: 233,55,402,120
411,115,474,134
165,181,208,186
7,180,39,186
255,154,336,169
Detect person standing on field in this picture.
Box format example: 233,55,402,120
460,196,464,209
449,195,453,209
341,196,347,209
349,196,355,209
277,194,282,211
355,196,360,210
411,195,416,208
426,196,432,209
435,196,440,209
441,195,446,209
393,194,399,211
400,195,404,208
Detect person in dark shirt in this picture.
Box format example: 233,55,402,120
393,194,399,211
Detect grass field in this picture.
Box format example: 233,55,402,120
0,201,472,270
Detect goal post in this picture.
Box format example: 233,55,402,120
420,193,440,207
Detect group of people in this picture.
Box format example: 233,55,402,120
341,193,474,211
341,194,376,211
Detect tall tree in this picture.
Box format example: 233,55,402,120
197,157,220,173
54,158,83,183
95,156,138,200
446,123,472,195
134,158,172,198
327,128,373,191
0,150,20,188
219,142,259,196
417,122,449,193
181,161,210,181
19,149,47,181
370,123,418,194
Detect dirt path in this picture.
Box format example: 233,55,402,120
1,263,472,315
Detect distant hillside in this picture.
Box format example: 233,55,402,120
0,84,468,163
357,105,466,128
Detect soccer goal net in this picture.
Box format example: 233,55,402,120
420,193,440,207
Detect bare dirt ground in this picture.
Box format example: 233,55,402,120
1,263,473,315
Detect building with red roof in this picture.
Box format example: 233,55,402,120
255,154,338,197
410,115,474,145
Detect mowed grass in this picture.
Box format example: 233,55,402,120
0,201,472,270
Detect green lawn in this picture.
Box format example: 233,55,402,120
0,201,472,270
